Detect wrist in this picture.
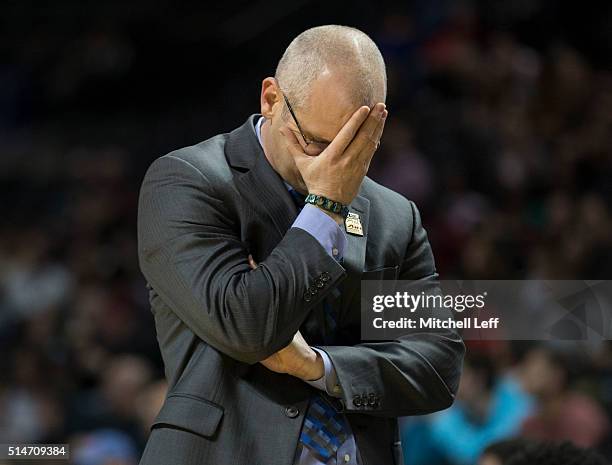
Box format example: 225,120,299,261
309,190,349,205
304,193,349,220
301,348,325,381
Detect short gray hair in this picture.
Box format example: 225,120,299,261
275,25,387,111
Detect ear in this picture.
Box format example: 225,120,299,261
260,77,281,119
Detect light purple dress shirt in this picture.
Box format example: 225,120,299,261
255,116,360,465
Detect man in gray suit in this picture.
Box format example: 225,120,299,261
137,25,464,465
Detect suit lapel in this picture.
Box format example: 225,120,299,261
226,115,298,243
338,194,370,320
225,115,370,333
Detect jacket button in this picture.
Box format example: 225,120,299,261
368,393,378,407
303,291,312,302
315,279,325,288
285,406,299,418
321,272,331,282
309,286,318,294
353,395,362,408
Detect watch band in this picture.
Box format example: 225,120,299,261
304,193,350,219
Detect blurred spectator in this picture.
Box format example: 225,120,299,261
71,429,138,465
66,355,154,448
135,380,167,441
519,345,610,448
402,352,534,465
479,438,608,465
1,1,612,461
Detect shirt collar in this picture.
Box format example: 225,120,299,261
255,116,265,147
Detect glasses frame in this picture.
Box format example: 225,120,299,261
275,79,328,152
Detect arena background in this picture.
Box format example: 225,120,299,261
1,1,612,464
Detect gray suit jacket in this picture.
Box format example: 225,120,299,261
137,115,464,465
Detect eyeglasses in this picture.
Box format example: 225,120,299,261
275,79,329,153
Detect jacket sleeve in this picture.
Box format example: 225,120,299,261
137,154,347,364
318,201,465,417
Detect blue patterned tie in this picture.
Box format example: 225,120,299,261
288,186,349,462
300,396,350,461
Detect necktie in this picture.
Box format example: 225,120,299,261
300,396,350,461
288,186,350,462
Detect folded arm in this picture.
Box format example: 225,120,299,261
137,154,347,364
318,201,465,417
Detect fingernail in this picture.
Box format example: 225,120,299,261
382,110,388,119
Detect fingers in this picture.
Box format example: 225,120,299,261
350,103,386,153
367,108,388,153
353,105,388,167
279,127,315,170
248,254,258,269
364,112,387,170
325,105,370,158
280,126,305,157
349,103,386,154
362,103,387,141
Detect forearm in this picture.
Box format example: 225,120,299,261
142,227,346,363
313,200,465,417
138,155,347,364
317,333,465,417
304,348,343,396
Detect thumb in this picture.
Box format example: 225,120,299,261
280,127,315,171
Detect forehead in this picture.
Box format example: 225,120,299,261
297,68,361,142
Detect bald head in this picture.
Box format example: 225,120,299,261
275,25,387,111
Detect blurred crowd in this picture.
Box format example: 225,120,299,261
1,1,611,464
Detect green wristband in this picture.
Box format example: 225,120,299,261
304,194,350,219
